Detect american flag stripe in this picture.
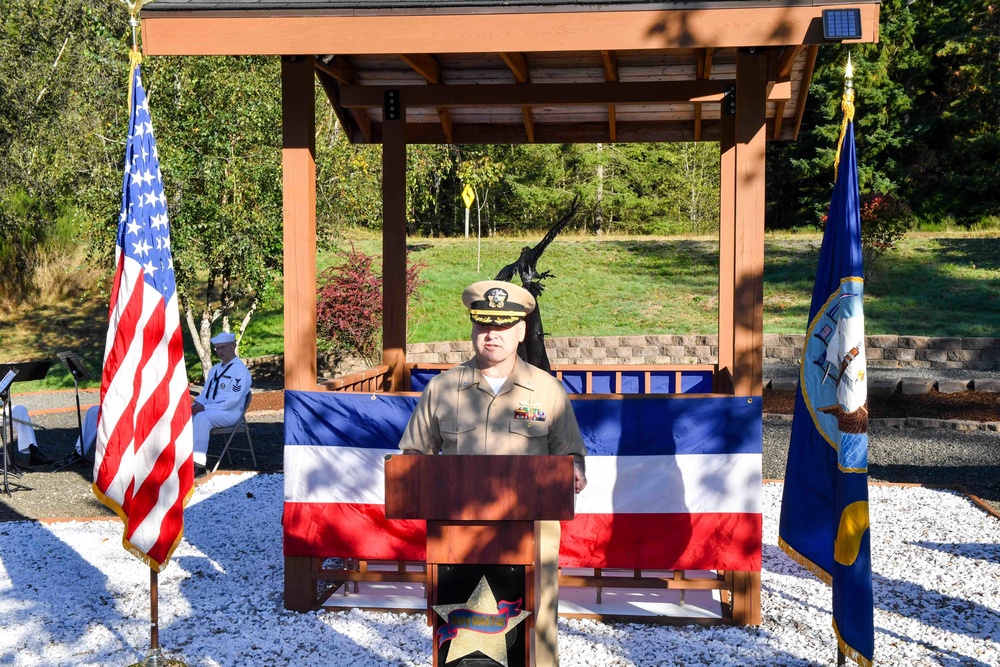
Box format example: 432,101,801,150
93,64,193,571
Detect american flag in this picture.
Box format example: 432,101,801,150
92,64,194,571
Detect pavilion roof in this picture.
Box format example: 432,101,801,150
141,0,880,144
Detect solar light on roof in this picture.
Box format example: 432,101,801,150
822,8,863,41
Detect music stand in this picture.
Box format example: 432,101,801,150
0,360,52,487
55,351,94,471
0,370,18,496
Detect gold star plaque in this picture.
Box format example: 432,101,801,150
432,575,531,667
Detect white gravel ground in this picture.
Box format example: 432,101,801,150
1,473,997,667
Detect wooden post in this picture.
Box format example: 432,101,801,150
731,48,767,399
281,55,317,391
717,89,736,391
730,570,761,625
727,47,768,628
284,555,317,612
382,91,407,391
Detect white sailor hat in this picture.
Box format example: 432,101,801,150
210,332,237,345
462,280,535,326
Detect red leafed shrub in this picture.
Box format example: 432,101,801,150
859,193,914,283
317,246,425,364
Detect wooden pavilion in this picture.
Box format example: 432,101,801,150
141,0,880,625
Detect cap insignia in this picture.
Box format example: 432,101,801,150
486,288,508,309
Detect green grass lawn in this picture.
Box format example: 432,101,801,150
4,231,998,391
240,232,999,353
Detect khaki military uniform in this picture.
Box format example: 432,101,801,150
399,356,586,667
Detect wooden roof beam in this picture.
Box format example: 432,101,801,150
141,5,881,56
601,50,618,142
398,54,454,141
340,79,732,108
378,119,739,145
601,50,618,82
767,80,791,101
693,47,714,141
500,52,530,84
521,107,535,143
777,45,803,79
792,45,819,140
773,100,785,139
439,108,453,143
697,47,715,80
399,53,441,84
315,55,356,84
315,60,371,143
499,52,535,143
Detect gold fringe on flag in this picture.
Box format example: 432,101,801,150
834,619,875,667
778,536,833,586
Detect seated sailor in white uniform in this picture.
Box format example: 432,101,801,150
190,332,252,469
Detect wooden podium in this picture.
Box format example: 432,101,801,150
385,454,575,667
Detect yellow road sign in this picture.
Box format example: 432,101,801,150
462,184,475,209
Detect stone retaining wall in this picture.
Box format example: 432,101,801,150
405,335,1000,371
244,335,999,389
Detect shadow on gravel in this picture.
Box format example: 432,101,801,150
868,463,1000,505
0,417,286,522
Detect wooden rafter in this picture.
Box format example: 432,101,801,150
601,50,618,142
340,79,731,108
500,52,534,143
601,50,618,82
792,45,819,140
439,108,454,143
777,45,803,79
693,47,714,142
315,55,355,84
314,59,371,143
773,100,785,139
399,53,441,84
521,107,535,143
398,53,453,142
500,52,530,84
697,47,715,80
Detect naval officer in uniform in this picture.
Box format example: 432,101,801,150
398,279,586,667
191,331,251,470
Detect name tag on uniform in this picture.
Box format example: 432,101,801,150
514,401,546,421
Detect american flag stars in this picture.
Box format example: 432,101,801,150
119,74,175,300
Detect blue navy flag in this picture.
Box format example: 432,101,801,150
778,97,874,665
93,64,194,571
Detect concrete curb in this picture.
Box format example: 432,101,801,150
765,413,1000,432
763,377,1000,394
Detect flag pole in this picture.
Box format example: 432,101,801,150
834,53,856,667
119,4,187,666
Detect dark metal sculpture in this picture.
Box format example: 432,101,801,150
494,195,581,371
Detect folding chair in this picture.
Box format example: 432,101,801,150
209,391,256,473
